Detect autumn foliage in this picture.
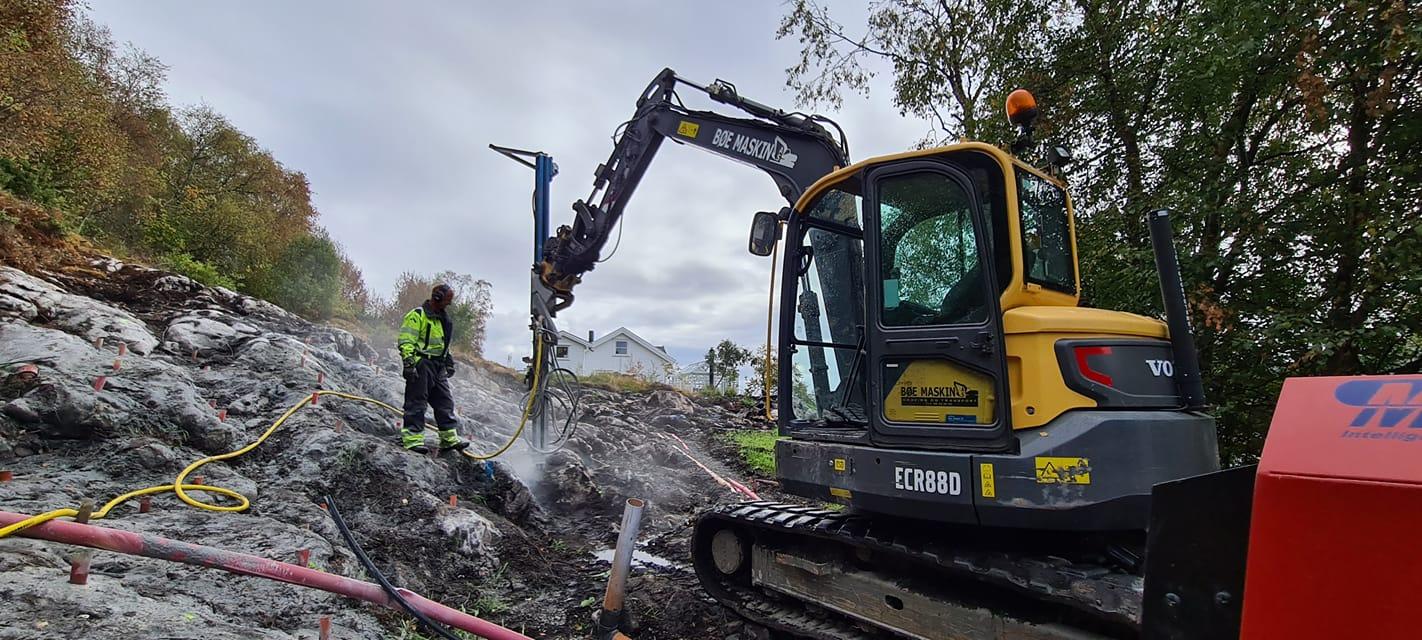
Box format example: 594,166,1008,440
0,0,367,319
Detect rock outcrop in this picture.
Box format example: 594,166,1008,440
0,258,774,639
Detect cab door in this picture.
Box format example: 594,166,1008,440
863,161,1013,451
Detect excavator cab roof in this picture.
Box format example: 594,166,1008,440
793,141,1081,311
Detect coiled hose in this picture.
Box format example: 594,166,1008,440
0,332,549,540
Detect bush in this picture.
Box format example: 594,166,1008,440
255,232,343,319
0,157,66,209
159,252,237,290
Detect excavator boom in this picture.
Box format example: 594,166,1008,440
535,68,849,314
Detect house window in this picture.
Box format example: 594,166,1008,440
615,340,629,355
555,345,569,358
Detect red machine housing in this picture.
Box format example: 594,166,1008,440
1240,375,1422,639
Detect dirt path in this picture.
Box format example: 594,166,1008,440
482,388,787,639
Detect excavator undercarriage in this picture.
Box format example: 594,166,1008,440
694,502,1143,639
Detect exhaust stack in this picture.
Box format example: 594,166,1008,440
1147,209,1207,410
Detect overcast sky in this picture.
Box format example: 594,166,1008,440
88,1,931,366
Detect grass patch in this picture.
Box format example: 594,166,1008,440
724,429,779,475
579,371,668,394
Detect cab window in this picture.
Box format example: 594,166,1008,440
1017,170,1075,293
790,184,868,423
878,172,988,327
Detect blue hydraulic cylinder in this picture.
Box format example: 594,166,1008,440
533,153,557,263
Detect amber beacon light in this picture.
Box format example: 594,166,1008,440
1006,89,1038,126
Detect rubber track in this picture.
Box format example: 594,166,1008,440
693,501,1143,639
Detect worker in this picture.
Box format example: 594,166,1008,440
397,284,469,454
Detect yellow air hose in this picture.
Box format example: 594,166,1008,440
0,333,547,539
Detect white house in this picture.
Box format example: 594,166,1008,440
554,327,677,383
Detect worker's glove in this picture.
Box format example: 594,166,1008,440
444,360,456,378
401,357,418,380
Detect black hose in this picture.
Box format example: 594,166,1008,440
322,495,462,640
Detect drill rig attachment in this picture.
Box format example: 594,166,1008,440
490,144,580,452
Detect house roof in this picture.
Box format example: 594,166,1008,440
556,327,677,365
556,331,591,348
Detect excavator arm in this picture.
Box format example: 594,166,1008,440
536,67,850,314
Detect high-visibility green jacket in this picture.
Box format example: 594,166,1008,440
398,303,451,365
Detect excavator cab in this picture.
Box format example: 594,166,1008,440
777,145,1073,447
770,142,1219,530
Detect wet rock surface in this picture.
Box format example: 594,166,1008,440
0,260,782,639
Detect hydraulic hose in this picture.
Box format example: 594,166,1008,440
0,510,532,640
0,393,318,539
0,335,549,540
472,327,545,461
324,495,463,640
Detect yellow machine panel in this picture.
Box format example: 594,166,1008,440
883,360,996,425
1002,306,1169,429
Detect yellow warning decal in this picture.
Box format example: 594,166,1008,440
979,463,996,498
1035,457,1091,485
832,458,847,472
829,487,851,499
676,121,700,138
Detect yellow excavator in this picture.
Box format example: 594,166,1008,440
523,68,1221,638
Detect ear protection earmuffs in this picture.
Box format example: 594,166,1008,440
432,285,451,303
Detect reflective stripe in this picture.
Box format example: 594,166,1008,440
400,430,426,448
395,306,449,359
437,429,461,446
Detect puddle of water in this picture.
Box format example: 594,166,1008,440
592,547,683,571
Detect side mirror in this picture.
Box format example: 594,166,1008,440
748,211,782,257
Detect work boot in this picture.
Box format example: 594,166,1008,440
400,428,428,454
438,429,469,452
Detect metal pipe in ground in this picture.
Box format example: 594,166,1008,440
596,498,645,638
0,511,531,640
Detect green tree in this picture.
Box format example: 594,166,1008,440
779,0,1421,463
746,343,779,401
1,1,365,324
705,340,754,393
261,231,344,319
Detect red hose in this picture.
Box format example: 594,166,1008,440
664,433,761,501
0,511,532,640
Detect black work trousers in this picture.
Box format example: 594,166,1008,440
402,359,458,432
